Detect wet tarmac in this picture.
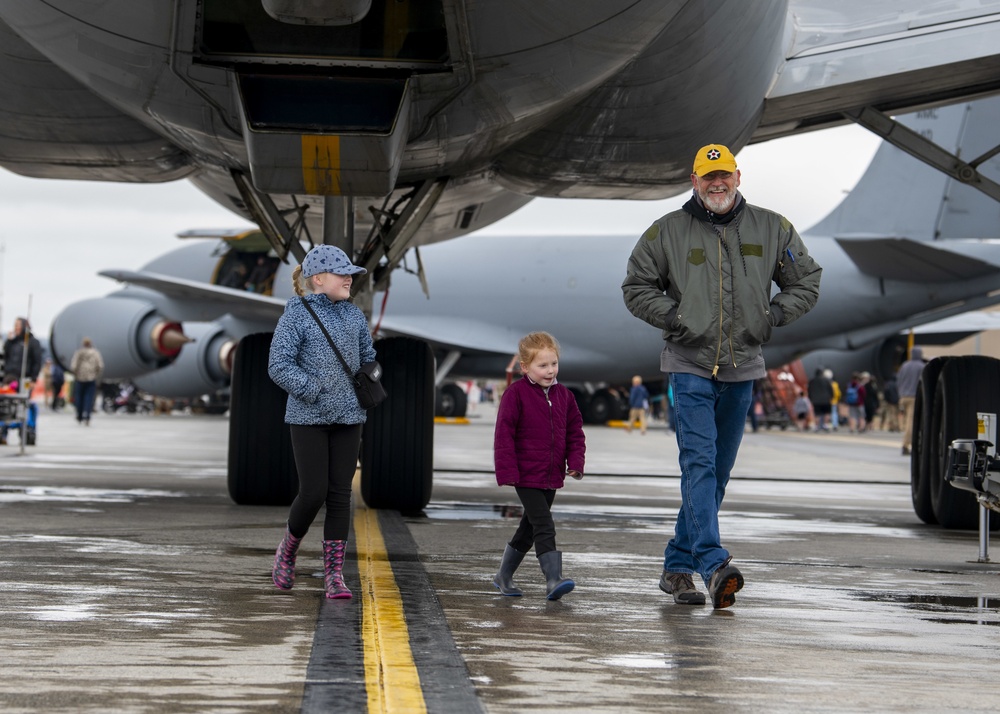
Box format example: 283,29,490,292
1,406,998,712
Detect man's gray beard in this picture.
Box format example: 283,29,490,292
700,189,735,214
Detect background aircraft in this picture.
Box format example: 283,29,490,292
6,2,1000,510
53,96,1000,425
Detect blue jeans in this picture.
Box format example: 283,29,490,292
75,381,97,422
665,373,753,586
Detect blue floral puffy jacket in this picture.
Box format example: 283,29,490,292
268,293,377,425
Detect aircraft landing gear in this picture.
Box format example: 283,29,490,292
435,382,468,418
226,333,436,513
361,337,434,511
583,388,626,424
227,332,298,506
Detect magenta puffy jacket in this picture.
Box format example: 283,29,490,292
494,377,586,489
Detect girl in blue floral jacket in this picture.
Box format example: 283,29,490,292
267,245,376,600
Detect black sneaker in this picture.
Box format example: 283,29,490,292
707,557,744,609
659,570,706,605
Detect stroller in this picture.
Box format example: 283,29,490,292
0,382,37,445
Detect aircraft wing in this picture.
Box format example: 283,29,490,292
754,0,1000,142
834,238,1000,282
906,310,1000,345
99,269,286,323
376,315,519,358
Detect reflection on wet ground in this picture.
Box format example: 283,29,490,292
854,592,1000,625
0,485,184,502
0,414,316,713
0,526,317,712
4,409,1000,712
410,469,1000,713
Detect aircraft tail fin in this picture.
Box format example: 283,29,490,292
805,97,1000,242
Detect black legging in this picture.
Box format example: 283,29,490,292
509,487,557,556
287,423,362,541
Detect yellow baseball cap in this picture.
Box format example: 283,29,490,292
692,144,737,176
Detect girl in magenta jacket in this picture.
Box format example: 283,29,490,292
492,332,586,600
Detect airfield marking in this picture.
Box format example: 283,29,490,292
355,505,427,713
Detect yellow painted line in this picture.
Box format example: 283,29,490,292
607,420,643,429
433,416,470,424
355,505,427,714
301,135,342,194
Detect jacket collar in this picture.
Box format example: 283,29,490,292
525,375,557,391
682,190,745,225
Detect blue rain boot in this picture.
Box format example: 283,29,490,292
538,550,575,600
492,545,526,596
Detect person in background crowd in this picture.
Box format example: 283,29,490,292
626,375,650,434
880,375,900,432
70,337,104,425
2,317,42,390
896,346,926,456
793,389,812,431
824,369,841,431
844,373,866,433
861,372,880,432
807,368,833,432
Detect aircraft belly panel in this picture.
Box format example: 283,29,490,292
0,16,194,181
492,0,787,199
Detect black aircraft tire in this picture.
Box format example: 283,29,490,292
436,382,468,418
227,333,298,506
586,389,624,424
911,358,947,525
929,356,1000,530
361,337,434,512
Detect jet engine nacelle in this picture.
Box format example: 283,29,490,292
133,322,236,398
50,296,186,379
798,336,909,386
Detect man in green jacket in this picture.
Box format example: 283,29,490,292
622,144,821,608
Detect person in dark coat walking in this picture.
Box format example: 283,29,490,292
807,368,834,431
2,317,42,389
492,332,586,600
861,372,880,432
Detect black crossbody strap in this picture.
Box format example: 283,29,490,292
300,297,354,381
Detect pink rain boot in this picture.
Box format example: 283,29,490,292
272,526,302,590
323,540,352,599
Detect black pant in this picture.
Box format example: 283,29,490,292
287,423,362,541
509,487,557,556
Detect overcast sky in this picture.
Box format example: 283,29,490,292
0,125,880,338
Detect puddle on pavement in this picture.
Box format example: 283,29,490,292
854,592,1000,625
0,484,184,503
421,502,523,520
592,653,674,669
0,533,191,556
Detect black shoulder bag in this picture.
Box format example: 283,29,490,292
300,298,387,410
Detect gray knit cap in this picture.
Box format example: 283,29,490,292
301,245,367,278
